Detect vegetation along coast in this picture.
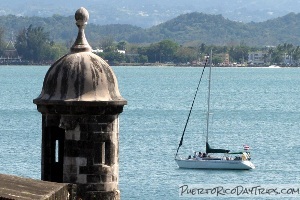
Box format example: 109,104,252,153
1,12,300,66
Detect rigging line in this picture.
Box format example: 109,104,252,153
175,56,209,159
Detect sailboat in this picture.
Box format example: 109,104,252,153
175,51,255,170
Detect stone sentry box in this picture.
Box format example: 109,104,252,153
33,7,127,199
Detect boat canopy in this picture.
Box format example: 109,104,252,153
206,142,230,153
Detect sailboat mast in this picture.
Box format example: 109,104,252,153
206,50,212,144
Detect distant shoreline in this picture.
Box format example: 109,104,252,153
112,63,299,68
0,61,298,68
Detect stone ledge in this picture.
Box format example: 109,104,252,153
0,174,73,200
78,190,120,200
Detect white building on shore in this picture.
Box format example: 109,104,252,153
248,51,266,65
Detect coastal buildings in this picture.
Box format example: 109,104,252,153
248,51,266,65
0,39,23,64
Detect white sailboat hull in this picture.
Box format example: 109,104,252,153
175,158,255,170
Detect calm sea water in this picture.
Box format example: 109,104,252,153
0,65,300,199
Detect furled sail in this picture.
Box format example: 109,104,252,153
206,142,230,153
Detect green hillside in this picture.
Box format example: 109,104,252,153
0,15,142,47
1,12,300,46
130,12,300,46
128,13,253,45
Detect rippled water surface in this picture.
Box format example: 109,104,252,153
0,65,300,199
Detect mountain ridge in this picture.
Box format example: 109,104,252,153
1,11,300,46
1,0,300,28
126,12,300,46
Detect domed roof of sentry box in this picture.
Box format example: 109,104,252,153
33,7,127,106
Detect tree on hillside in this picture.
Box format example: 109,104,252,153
117,41,127,50
103,51,126,65
292,46,300,64
15,28,28,58
16,25,47,61
175,46,198,63
15,25,66,62
158,40,179,62
145,39,179,63
100,36,115,52
0,27,5,55
229,45,249,63
199,43,206,54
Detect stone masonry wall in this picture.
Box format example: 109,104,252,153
60,114,120,199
